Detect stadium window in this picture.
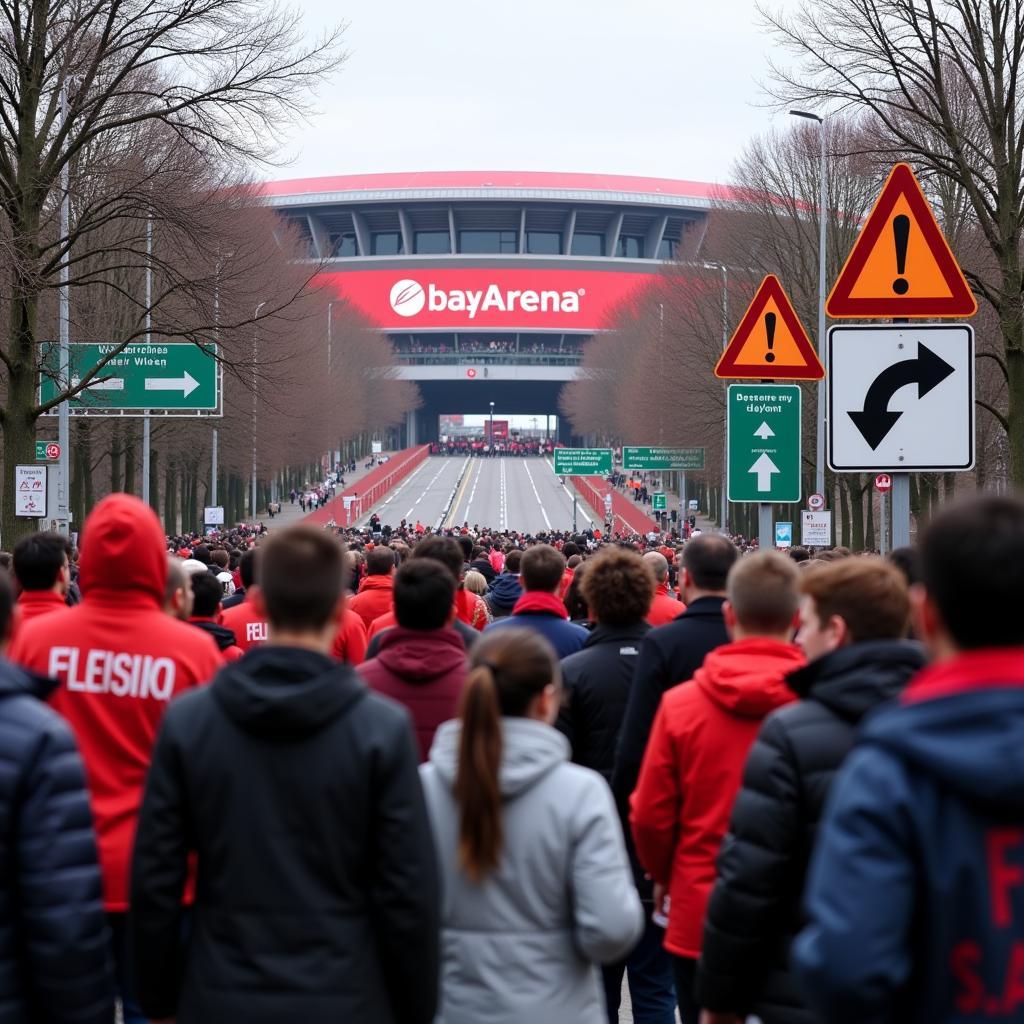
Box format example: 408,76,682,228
526,231,562,254
657,237,678,260
616,235,644,259
331,232,358,257
570,232,603,256
415,230,451,254
459,230,518,254
371,232,401,256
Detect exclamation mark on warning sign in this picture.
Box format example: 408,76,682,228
764,311,776,364
892,214,910,295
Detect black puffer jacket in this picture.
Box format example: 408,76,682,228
557,622,650,783
696,640,925,1024
0,663,113,1024
130,646,440,1024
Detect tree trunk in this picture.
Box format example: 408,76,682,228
1005,321,1024,489
865,486,875,553
110,422,123,493
124,424,136,496
839,482,851,548
847,476,865,552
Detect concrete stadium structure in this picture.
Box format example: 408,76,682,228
262,171,721,444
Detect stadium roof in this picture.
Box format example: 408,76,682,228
261,171,733,208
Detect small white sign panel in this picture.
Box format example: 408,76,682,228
801,511,833,547
828,324,974,472
775,522,793,548
203,506,225,525
15,465,47,517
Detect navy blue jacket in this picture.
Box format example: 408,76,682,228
485,600,588,658
794,652,1024,1024
0,662,113,1023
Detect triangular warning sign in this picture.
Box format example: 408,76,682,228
827,163,977,319
715,275,824,380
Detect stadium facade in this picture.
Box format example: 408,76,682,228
262,171,719,444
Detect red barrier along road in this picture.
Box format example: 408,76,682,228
570,476,661,536
305,446,430,527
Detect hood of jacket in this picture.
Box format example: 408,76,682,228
212,645,366,740
375,626,466,682
863,649,1024,810
78,493,166,604
190,617,239,653
358,573,393,594
488,573,523,604
786,639,924,723
429,716,568,798
694,637,805,718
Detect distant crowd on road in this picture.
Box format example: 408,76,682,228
2,489,1024,1024
430,437,558,457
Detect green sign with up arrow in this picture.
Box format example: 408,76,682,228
39,342,219,414
727,384,802,503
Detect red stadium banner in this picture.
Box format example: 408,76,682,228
320,267,660,332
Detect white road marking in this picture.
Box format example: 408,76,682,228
406,459,461,521
462,458,485,524
521,460,553,530
499,459,508,531
436,456,472,530
352,459,429,526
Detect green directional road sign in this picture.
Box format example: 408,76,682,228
727,384,802,503
35,441,60,461
553,448,612,476
39,342,219,414
622,446,706,471
652,492,667,511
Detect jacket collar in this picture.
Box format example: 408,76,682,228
903,649,1024,704
512,591,568,619
584,621,650,648
18,589,65,609
678,594,726,618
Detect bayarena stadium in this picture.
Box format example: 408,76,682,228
261,172,717,446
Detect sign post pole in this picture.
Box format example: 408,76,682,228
880,491,888,556
572,495,577,533
759,503,773,551
892,473,911,549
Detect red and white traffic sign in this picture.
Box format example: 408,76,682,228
45,442,61,460
807,492,826,511
875,473,893,493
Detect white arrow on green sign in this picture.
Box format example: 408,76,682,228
39,342,218,414
727,384,802,503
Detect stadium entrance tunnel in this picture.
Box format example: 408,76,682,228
402,379,572,446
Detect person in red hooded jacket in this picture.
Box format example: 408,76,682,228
7,493,223,1024
630,551,804,1024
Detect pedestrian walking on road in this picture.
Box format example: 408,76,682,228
697,556,922,1024
358,558,468,762
0,568,114,1024
612,533,737,816
556,547,677,1023
485,544,589,657
131,525,440,1024
8,494,223,1024
793,496,1024,1024
420,630,643,1024
631,551,804,1024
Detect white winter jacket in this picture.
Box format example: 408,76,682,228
420,717,643,1024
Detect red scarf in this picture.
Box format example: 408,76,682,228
902,649,1024,704
512,592,568,619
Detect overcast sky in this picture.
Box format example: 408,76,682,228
272,0,797,188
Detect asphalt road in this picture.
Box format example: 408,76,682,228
356,456,599,534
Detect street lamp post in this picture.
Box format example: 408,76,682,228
251,301,266,519
489,401,495,451
790,109,828,501
700,261,729,533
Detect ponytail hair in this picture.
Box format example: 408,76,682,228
454,630,559,883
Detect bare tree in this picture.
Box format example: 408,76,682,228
763,0,1024,483
0,0,345,540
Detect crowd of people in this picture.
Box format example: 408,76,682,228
429,437,558,457
394,338,583,357
2,489,1023,1024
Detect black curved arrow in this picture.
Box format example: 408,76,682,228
848,342,955,450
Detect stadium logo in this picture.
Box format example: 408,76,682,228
389,278,583,320
389,279,427,317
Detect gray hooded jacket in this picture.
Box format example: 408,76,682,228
420,717,643,1024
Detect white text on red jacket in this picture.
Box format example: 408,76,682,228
48,647,176,700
